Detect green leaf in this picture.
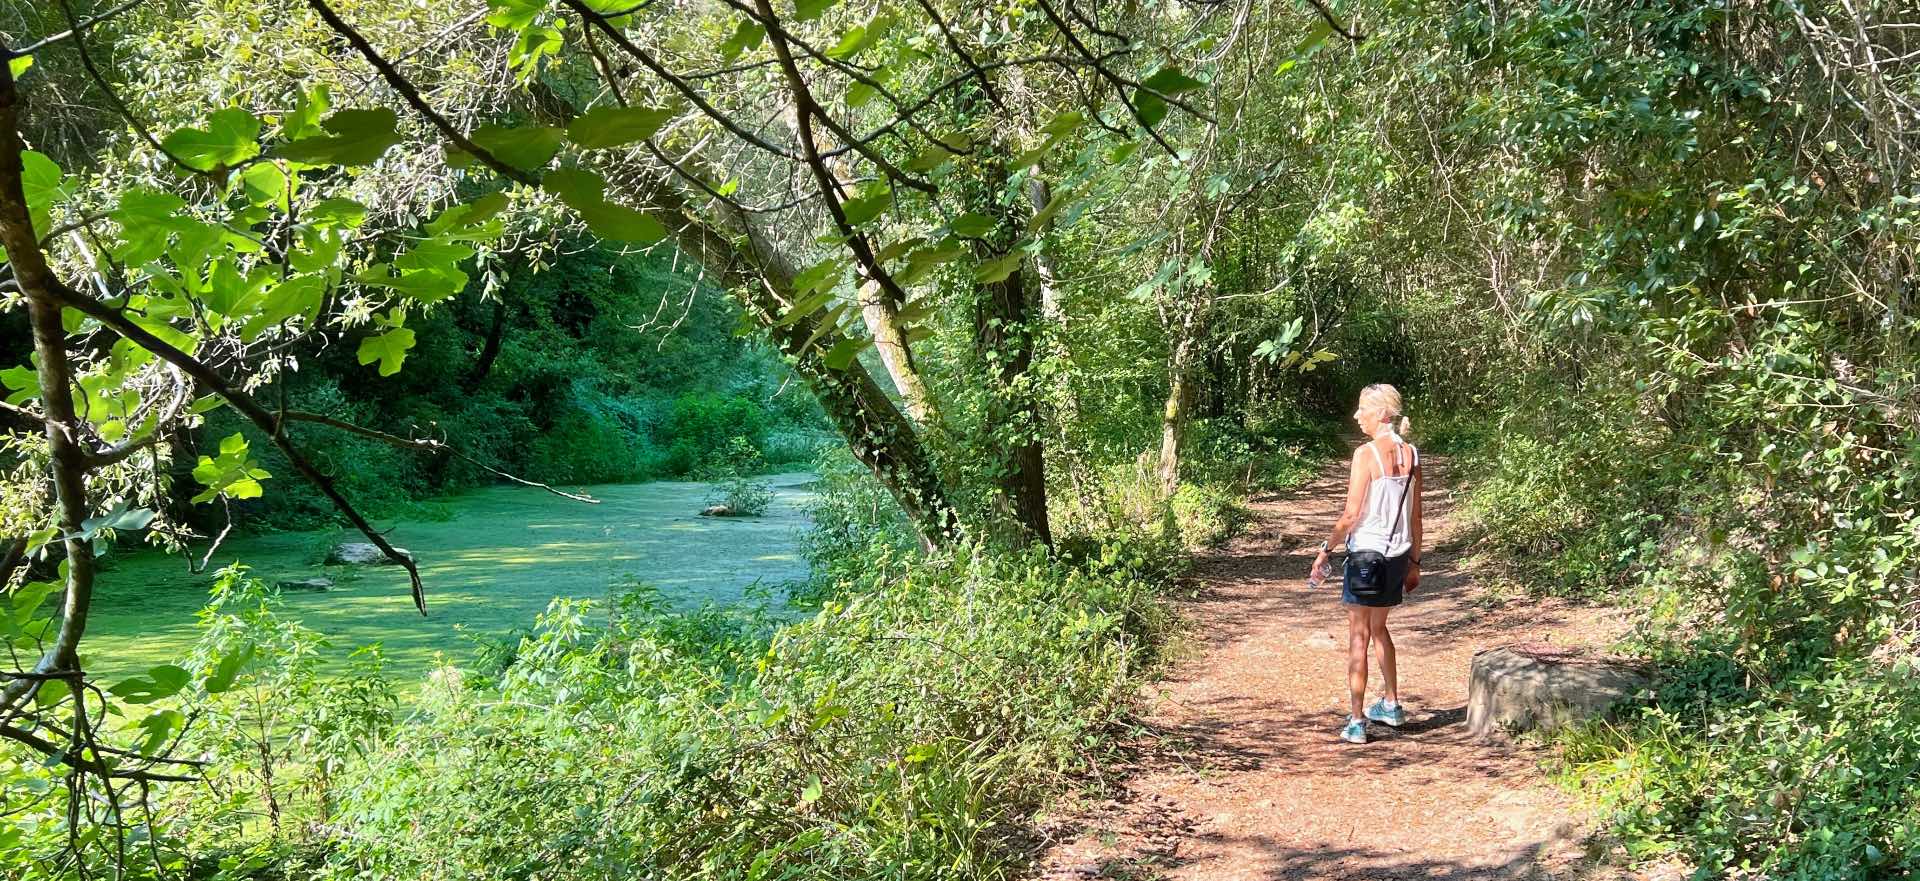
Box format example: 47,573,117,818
242,275,327,338
34,678,69,709
357,328,417,377
973,252,1024,284
720,18,766,61
485,0,548,31
773,289,835,327
821,337,869,371
285,85,331,140
544,169,665,242
826,13,894,59
136,710,185,757
793,0,838,22
22,151,65,240
203,645,254,694
575,202,666,242
1298,18,1333,55
191,433,270,502
239,163,289,209
950,212,995,238
356,263,468,304
566,105,676,150
1141,67,1207,95
426,192,511,240
79,503,155,539
471,124,565,171
800,774,823,803
277,107,403,166
306,197,369,229
1027,188,1070,232
9,55,33,79
840,191,890,228
161,108,262,172
1131,91,1169,127
2,364,39,405
1042,111,1085,138
108,665,191,705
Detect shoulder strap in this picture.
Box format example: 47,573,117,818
1364,441,1385,476
1386,461,1413,549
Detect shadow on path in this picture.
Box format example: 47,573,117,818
1030,460,1633,881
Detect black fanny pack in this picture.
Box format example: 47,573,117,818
1345,549,1406,598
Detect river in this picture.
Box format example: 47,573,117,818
85,473,818,677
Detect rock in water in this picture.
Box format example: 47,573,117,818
325,542,412,566
278,577,334,592
1466,645,1650,739
698,505,735,517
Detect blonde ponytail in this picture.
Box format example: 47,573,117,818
1359,383,1410,438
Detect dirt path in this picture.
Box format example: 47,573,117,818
1035,461,1631,881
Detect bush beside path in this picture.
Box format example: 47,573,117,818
1033,462,1640,881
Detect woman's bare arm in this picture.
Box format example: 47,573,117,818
1322,446,1370,551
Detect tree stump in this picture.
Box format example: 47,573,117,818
1466,645,1650,740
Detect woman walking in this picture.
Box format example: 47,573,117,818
1307,384,1423,744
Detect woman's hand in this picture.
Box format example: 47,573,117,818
1406,560,1421,592
1307,550,1331,587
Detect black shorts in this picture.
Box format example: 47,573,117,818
1342,553,1408,607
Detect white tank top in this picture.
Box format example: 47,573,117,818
1348,437,1417,557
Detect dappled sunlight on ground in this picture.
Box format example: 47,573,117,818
85,473,817,677
1033,462,1637,881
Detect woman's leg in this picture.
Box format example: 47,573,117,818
1347,606,1371,719
1369,607,1398,705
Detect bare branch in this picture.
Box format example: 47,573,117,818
9,0,145,57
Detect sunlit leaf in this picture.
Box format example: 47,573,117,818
357,327,417,377
1141,67,1207,95
471,124,565,171
820,337,868,370
567,105,676,150
720,18,765,60
277,107,403,166
108,665,191,705
973,252,1024,284
161,108,262,172
136,710,185,756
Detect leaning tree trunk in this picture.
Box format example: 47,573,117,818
654,184,963,549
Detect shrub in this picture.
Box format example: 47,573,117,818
699,438,773,516
302,535,1180,881
664,392,769,475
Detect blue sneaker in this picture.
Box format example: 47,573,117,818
1365,699,1406,727
1340,716,1368,744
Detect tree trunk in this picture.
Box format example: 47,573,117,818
0,61,99,691
975,256,1051,547
857,283,938,423
1158,309,1201,498
464,298,508,390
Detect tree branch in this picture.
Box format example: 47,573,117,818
303,0,540,189
276,410,600,504
9,0,145,57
